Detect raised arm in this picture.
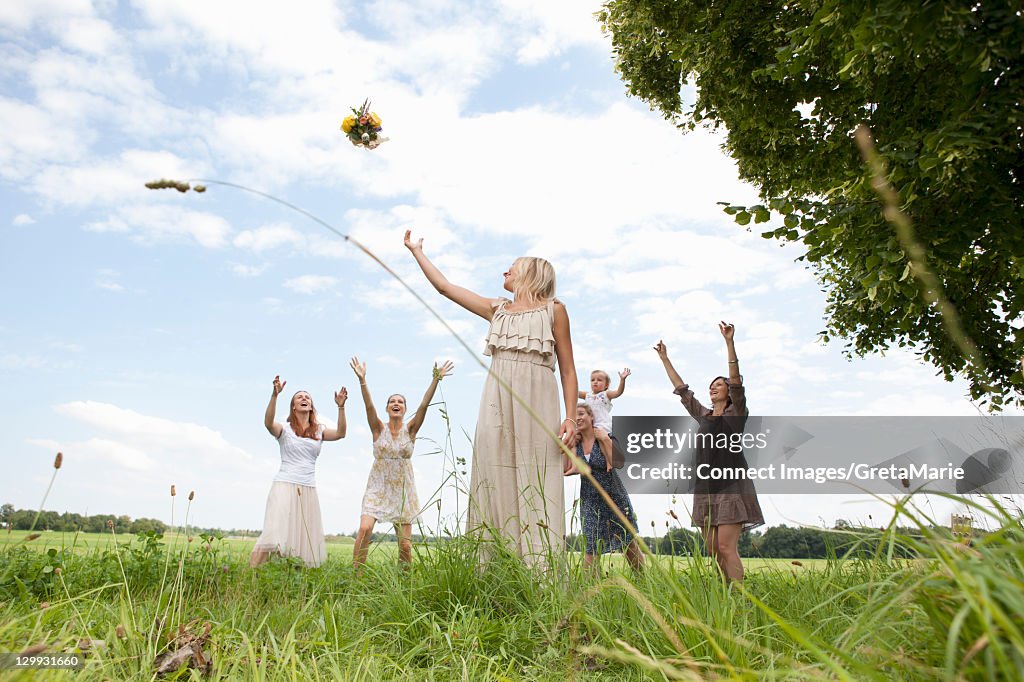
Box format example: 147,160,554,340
654,341,707,418
606,367,631,400
552,301,579,447
265,375,285,438
350,357,382,440
407,361,454,440
720,321,741,385
720,321,747,414
322,387,349,441
404,230,499,320
653,342,683,388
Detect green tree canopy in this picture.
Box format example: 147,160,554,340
599,0,1023,408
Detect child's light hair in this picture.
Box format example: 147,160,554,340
590,369,610,386
511,256,556,304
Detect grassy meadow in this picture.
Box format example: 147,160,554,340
2,497,1023,680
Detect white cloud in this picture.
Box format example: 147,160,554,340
12,213,35,226
230,263,267,277
27,436,157,471
31,149,200,208
0,353,67,370
233,223,306,253
283,274,337,295
49,341,83,353
497,0,608,64
55,400,253,461
0,96,89,180
85,204,232,248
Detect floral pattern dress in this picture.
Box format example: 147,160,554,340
361,424,420,524
577,438,638,555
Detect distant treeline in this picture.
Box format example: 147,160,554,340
0,504,255,537
4,503,966,558
566,523,955,559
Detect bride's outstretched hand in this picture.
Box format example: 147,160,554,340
403,229,423,253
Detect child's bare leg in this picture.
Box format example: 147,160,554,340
595,427,614,471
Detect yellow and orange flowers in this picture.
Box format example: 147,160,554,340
341,98,387,150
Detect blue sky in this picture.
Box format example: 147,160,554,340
0,0,1002,536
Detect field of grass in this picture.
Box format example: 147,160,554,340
1,530,357,560
0,530,827,573
2,496,1022,680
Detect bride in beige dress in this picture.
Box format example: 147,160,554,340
405,230,578,564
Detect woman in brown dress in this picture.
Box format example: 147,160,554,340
654,322,763,581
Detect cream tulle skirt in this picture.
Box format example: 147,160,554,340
252,481,326,567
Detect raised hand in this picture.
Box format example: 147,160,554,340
403,229,423,252
350,357,367,382
272,375,287,395
335,387,349,407
653,340,669,360
619,367,631,380
432,360,455,381
719,321,735,341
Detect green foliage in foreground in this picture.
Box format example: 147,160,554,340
1,498,1022,680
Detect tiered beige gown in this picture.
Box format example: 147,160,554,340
467,298,565,562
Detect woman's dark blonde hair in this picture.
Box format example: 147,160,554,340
577,402,594,418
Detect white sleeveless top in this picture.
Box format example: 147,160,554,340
273,423,325,487
585,390,613,432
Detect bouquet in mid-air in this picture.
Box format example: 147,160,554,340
341,99,387,150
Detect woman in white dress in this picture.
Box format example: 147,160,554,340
350,356,454,570
250,375,348,568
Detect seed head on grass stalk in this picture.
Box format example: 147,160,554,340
28,452,64,533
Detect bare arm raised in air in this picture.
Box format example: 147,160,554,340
606,367,631,400
264,375,286,438
322,387,349,441
654,341,707,418
719,321,746,414
407,361,454,440
350,357,383,440
404,230,500,320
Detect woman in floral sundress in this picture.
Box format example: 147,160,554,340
350,356,454,570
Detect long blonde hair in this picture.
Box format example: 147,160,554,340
511,256,556,305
